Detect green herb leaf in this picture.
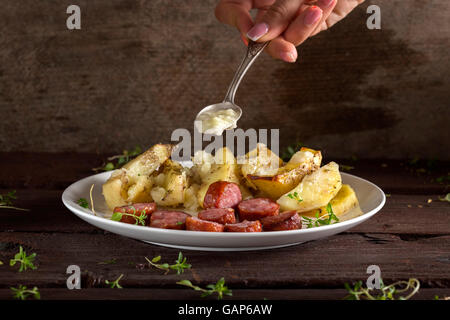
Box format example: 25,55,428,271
9,246,37,272
302,203,339,228
105,274,123,289
439,193,450,202
344,278,420,300
10,285,40,300
145,252,191,275
287,192,303,203
93,146,143,172
76,198,89,209
0,190,29,211
177,277,232,300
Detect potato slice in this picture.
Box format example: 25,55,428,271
102,144,173,210
150,159,188,207
277,162,342,212
246,147,322,200
300,184,361,220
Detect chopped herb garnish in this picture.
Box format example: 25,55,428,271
76,198,89,209
93,146,142,172
344,278,420,300
111,207,147,226
281,142,304,162
145,252,191,275
177,277,232,300
340,164,355,172
9,246,37,272
0,190,29,211
11,285,40,300
98,259,117,265
302,203,339,228
439,193,450,202
287,191,303,203
105,274,123,288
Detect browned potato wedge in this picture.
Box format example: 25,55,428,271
102,144,173,210
246,147,322,200
300,184,361,220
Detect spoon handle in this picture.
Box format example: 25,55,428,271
223,40,269,104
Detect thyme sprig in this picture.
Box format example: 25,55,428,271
77,198,89,209
11,285,40,300
0,190,29,211
177,277,232,300
145,252,191,275
302,203,339,228
111,206,148,226
93,146,142,172
287,191,303,203
105,274,124,288
9,246,37,272
344,278,420,300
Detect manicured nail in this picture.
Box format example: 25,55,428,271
304,7,322,26
280,51,297,63
319,0,334,8
246,22,269,41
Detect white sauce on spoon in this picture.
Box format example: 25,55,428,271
195,108,239,136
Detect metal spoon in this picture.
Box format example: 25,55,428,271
194,40,269,135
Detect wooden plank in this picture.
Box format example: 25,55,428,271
1,190,449,235
0,232,448,289
0,288,448,300
0,153,448,193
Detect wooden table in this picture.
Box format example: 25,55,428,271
0,153,449,300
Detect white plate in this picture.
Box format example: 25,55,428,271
62,171,385,251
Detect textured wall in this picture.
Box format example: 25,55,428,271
0,0,448,159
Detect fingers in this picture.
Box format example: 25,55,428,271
311,0,338,36
215,0,254,35
265,36,298,63
246,0,306,42
283,5,323,47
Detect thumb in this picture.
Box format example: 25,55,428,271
247,0,306,42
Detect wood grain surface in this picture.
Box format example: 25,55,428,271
0,1,448,159
0,153,449,300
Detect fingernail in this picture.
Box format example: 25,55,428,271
246,22,269,41
304,7,322,26
280,51,297,63
319,0,334,8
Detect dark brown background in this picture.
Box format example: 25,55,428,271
0,0,449,159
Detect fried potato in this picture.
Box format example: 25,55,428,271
245,147,322,200
150,159,188,207
102,144,173,210
277,162,342,212
301,184,361,220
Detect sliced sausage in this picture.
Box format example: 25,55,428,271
237,198,279,221
197,208,236,225
113,203,156,225
261,211,302,231
203,181,242,209
186,216,225,232
149,210,189,230
224,220,262,232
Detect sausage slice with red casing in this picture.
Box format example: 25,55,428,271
237,198,279,221
149,211,189,230
261,211,302,231
197,208,236,225
203,181,242,209
113,203,156,225
186,216,225,232
224,220,262,232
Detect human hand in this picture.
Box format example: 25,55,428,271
215,0,365,62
